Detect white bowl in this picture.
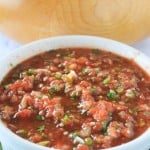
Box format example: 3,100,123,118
0,35,150,150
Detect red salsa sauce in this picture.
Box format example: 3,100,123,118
0,48,150,150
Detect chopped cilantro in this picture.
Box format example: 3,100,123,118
34,77,38,84
61,114,70,125
36,115,45,121
50,87,58,93
59,52,70,58
82,67,90,74
36,125,45,132
102,76,111,85
90,87,97,94
70,91,79,100
72,131,78,138
107,89,118,99
12,73,20,80
116,85,124,94
2,82,10,89
47,93,52,99
85,137,93,146
26,69,34,76
36,95,42,99
91,49,100,55
54,73,62,79
101,120,109,132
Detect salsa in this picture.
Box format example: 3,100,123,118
0,48,150,150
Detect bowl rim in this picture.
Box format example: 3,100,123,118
0,35,150,150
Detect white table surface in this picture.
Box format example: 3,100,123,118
0,33,150,57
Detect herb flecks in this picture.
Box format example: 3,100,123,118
91,49,100,55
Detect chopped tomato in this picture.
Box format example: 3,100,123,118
76,144,90,150
14,109,33,118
